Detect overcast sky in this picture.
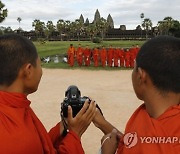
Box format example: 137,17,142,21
1,0,180,31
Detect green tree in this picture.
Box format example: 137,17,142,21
45,20,55,39
32,19,45,38
57,19,65,41
96,17,108,40
0,1,7,23
17,17,22,29
169,20,180,37
0,26,13,35
158,17,174,35
64,20,71,40
74,19,84,41
142,18,152,39
85,23,97,41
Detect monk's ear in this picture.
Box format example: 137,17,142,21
137,67,147,84
21,63,33,80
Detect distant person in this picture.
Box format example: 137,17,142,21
76,44,84,66
129,45,136,68
93,36,180,154
119,48,125,67
124,48,130,68
107,45,114,67
113,47,119,67
93,47,99,67
135,44,140,56
0,34,96,154
67,44,75,67
84,45,91,66
100,46,107,67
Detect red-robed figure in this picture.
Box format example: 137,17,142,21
76,44,84,67
93,47,99,67
124,48,131,68
107,45,114,67
129,46,136,68
67,44,75,67
119,48,125,67
135,44,140,58
100,46,107,67
113,48,119,67
84,45,91,66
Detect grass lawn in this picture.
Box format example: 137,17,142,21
34,40,145,69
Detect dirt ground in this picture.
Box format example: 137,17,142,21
28,68,143,154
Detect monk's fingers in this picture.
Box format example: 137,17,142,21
67,105,73,122
75,101,89,118
83,100,96,119
86,102,97,121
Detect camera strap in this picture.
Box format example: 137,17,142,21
61,111,69,137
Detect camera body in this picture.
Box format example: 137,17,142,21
61,85,90,117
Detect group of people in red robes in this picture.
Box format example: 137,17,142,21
67,44,140,68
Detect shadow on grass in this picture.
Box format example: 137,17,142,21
42,62,133,71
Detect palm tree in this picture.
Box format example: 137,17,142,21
0,1,8,23
74,19,84,41
142,18,152,39
140,13,144,38
157,21,167,35
17,17,22,29
163,17,173,35
45,21,55,39
57,19,65,41
64,20,71,40
32,19,45,38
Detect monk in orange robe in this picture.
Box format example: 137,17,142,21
119,48,125,67
0,34,97,154
84,45,91,66
76,44,84,66
93,47,99,67
113,48,119,67
135,44,140,58
100,46,107,67
107,45,114,67
124,49,131,68
129,46,136,68
67,44,75,67
92,36,180,154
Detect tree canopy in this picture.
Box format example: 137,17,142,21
0,1,7,23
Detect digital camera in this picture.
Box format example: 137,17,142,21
61,85,91,117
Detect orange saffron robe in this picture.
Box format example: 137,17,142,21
113,49,119,67
76,47,84,66
117,104,180,154
84,48,91,66
0,91,84,154
100,48,107,67
93,48,99,67
107,48,114,67
119,49,124,67
67,47,75,67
